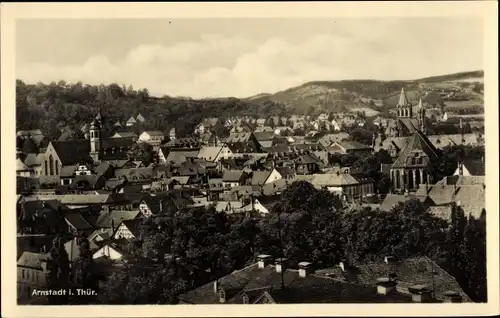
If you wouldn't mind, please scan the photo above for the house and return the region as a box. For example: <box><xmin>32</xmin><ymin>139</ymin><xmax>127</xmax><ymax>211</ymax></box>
<box><xmin>126</xmin><ymin>116</ymin><xmax>137</xmax><ymax>127</ymax></box>
<box><xmin>380</xmin><ymin>194</ymin><xmax>430</xmax><ymax>211</ymax></box>
<box><xmin>237</xmin><ymin>197</ymin><xmax>278</xmax><ymax>214</ymax></box>
<box><xmin>249</xmin><ymin>169</ymin><xmax>282</xmax><ymax>186</ymax></box>
<box><xmin>453</xmin><ymin>159</ymin><xmax>485</xmax><ymax>176</ymax></box>
<box><xmin>207</xmin><ymin>178</ymin><xmax>224</xmax><ymax>201</ymax></box>
<box><xmin>17</xmin><ymin>200</ymin><xmax>70</xmax><ymax>235</ymax></box>
<box><xmin>64</xmin><ymin>210</ymin><xmax>95</xmax><ymax>234</ymax></box>
<box><xmin>328</xmin><ymin>141</ymin><xmax>372</xmax><ymax>155</ymax></box>
<box><xmin>315</xmin><ymin>256</ymin><xmax>472</xmax><ymax>302</ymax></box>
<box><xmin>92</xmin><ymin>240</ymin><xmax>127</xmax><ymax>261</ymax></box>
<box><xmin>17</xmin><ymin>251</ymin><xmax>49</xmax><ymax>303</ymax></box>
<box><xmin>138</xmin><ymin>191</ymin><xmax>194</xmax><ymax>217</ymax></box>
<box><xmin>318</xmin><ymin>133</ymin><xmax>350</xmax><ymax>148</ymax></box>
<box><xmin>40</xmin><ymin>140</ymin><xmax>92</xmax><ymax>180</ymax></box>
<box><xmin>161</xmin><ymin>148</ymin><xmax>200</xmax><ymax>165</ymax></box>
<box><xmin>294</xmin><ymin>152</ymin><xmax>323</xmax><ymax>175</ymax></box>
<box><xmin>194</xmin><ymin>118</ymin><xmax>222</xmax><ymax>135</ymax></box>
<box><xmin>112</xmin><ymin>218</ymin><xmax>143</xmax><ymax>240</ymax></box>
<box><xmin>22</xmin><ymin>152</ymin><xmax>45</xmax><ymax>176</ymax></box>
<box><xmin>138</xmin><ymin>131</ymin><xmax>165</xmax><ymax>146</ymax></box>
<box><xmin>223</xmin><ymin>132</ymin><xmax>261</xmax><ymax>153</ymax></box>
<box><xmin>213</xmin><ymin>201</ymin><xmax>243</xmax><ymax>214</ymax></box>
<box><xmin>310</xmin><ymin>172</ymin><xmax>374</xmax><ymax>200</ymax></box>
<box><xmin>178</xmin><ymin>256</ymin><xmax>419</xmax><ymax>304</ymax></box>
<box><xmin>222</xmin><ymin>170</ymin><xmax>247</xmax><ymax>190</ymax></box>
<box><xmin>197</xmin><ymin>146</ymin><xmax>233</xmax><ymax>162</ymax></box>
<box><xmin>163</xmin><ymin>137</ymin><xmax>200</xmax><ymax>149</ymax></box>
<box><xmin>136</xmin><ymin>113</ymin><xmax>146</xmax><ymax>123</ymax></box>
<box><xmin>415</xmin><ymin>175</ymin><xmax>486</xmax><ymax>220</ymax></box>
<box><xmin>17</xmin><ymin>158</ymin><xmax>34</xmax><ymax>177</ymax></box>
<box><xmin>95</xmin><ymin>210</ymin><xmax>141</xmax><ymax>230</ymax></box>
<box><xmin>110</xmin><ymin>131</ymin><xmax>138</xmax><ymax>140</ymax></box>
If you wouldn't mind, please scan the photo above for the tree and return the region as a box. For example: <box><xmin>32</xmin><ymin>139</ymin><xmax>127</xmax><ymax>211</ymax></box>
<box><xmin>46</xmin><ymin>235</ymin><xmax>70</xmax><ymax>304</ymax></box>
<box><xmin>127</xmin><ymin>142</ymin><xmax>154</xmax><ymax>164</ymax></box>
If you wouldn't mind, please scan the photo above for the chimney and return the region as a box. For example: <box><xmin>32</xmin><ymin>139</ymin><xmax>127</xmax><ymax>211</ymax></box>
<box><xmin>384</xmin><ymin>256</ymin><xmax>396</xmax><ymax>264</ymax></box>
<box><xmin>257</xmin><ymin>254</ymin><xmax>273</xmax><ymax>269</ymax></box>
<box><xmin>275</xmin><ymin>257</ymin><xmax>288</xmax><ymax>273</ymax></box>
<box><xmin>375</xmin><ymin>277</ymin><xmax>397</xmax><ymax>295</ymax></box>
<box><xmin>408</xmin><ymin>285</ymin><xmax>433</xmax><ymax>303</ymax></box>
<box><xmin>298</xmin><ymin>262</ymin><xmax>313</xmax><ymax>277</ymax></box>
<box><xmin>442</xmin><ymin>290</ymin><xmax>462</xmax><ymax>303</ymax></box>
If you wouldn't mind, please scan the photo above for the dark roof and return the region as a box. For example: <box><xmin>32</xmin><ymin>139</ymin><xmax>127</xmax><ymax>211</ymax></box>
<box><xmin>65</xmin><ymin>211</ymin><xmax>94</xmax><ymax>231</ymax></box>
<box><xmin>114</xmin><ymin>167</ymin><xmax>154</xmax><ymax>181</ymax></box>
<box><xmin>95</xmin><ymin>210</ymin><xmax>141</xmax><ymax>229</ymax></box>
<box><xmin>141</xmin><ymin>191</ymin><xmax>194</xmax><ymax>215</ymax></box>
<box><xmin>250</xmin><ymin>170</ymin><xmax>273</xmax><ymax>186</ymax></box>
<box><xmin>461</xmin><ymin>159</ymin><xmax>485</xmax><ymax>176</ymax></box>
<box><xmin>392</xmin><ymin>130</ymin><xmax>439</xmax><ymax>168</ymax></box>
<box><xmin>114</xmin><ymin>218</ymin><xmax>143</xmax><ymax>238</ymax></box>
<box><xmin>315</xmin><ymin>257</ymin><xmax>472</xmax><ymax>302</ymax></box>
<box><xmin>380</xmin><ymin>194</ymin><xmax>429</xmax><ymax>211</ymax></box>
<box><xmin>179</xmin><ymin>263</ymin><xmax>413</xmax><ymax>304</ymax></box>
<box><xmin>222</xmin><ymin>170</ymin><xmax>245</xmax><ymax>182</ymax></box>
<box><xmin>51</xmin><ymin>140</ymin><xmax>91</xmax><ymax>165</ymax></box>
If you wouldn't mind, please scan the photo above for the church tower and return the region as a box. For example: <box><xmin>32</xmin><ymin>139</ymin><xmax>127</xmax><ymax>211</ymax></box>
<box><xmin>396</xmin><ymin>87</ymin><xmax>412</xmax><ymax>118</ymax></box>
<box><xmin>417</xmin><ymin>98</ymin><xmax>426</xmax><ymax>133</ymax></box>
<box><xmin>89</xmin><ymin>119</ymin><xmax>101</xmax><ymax>163</ymax></box>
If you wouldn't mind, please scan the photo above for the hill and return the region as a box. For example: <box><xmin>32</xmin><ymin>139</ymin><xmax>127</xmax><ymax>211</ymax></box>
<box><xmin>15</xmin><ymin>81</ymin><xmax>288</xmax><ymax>142</ymax></box>
<box><xmin>246</xmin><ymin>70</ymin><xmax>484</xmax><ymax>116</ymax></box>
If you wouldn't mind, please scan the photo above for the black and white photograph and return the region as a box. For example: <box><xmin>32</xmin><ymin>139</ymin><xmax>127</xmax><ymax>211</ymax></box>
<box><xmin>2</xmin><ymin>2</ymin><xmax>499</xmax><ymax>317</ymax></box>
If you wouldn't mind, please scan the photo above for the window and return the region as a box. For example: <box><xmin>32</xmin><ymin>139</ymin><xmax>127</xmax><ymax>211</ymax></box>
<box><xmin>49</xmin><ymin>155</ymin><xmax>54</xmax><ymax>176</ymax></box>
<box><xmin>22</xmin><ymin>269</ymin><xmax>25</xmax><ymax>279</ymax></box>
<box><xmin>55</xmin><ymin>160</ymin><xmax>59</xmax><ymax>175</ymax></box>
<box><xmin>44</xmin><ymin>160</ymin><xmax>48</xmax><ymax>176</ymax></box>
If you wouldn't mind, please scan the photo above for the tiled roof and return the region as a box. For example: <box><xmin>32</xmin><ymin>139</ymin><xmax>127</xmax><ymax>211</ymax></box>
<box><xmin>95</xmin><ymin>210</ymin><xmax>141</xmax><ymax>229</ymax></box>
<box><xmin>51</xmin><ymin>140</ymin><xmax>91</xmax><ymax>165</ymax></box>
<box><xmin>315</xmin><ymin>257</ymin><xmax>472</xmax><ymax>302</ymax></box>
<box><xmin>224</xmin><ymin>132</ymin><xmax>253</xmax><ymax>143</ymax></box>
<box><xmin>17</xmin><ymin>251</ymin><xmax>48</xmax><ymax>270</ymax></box>
<box><xmin>311</xmin><ymin>173</ymin><xmax>360</xmax><ymax>187</ymax></box>
<box><xmin>59</xmin><ymin>194</ymin><xmax>116</xmax><ymax>205</ymax></box>
<box><xmin>114</xmin><ymin>218</ymin><xmax>143</xmax><ymax>238</ymax></box>
<box><xmin>392</xmin><ymin>131</ymin><xmax>439</xmax><ymax>168</ymax></box>
<box><xmin>380</xmin><ymin>194</ymin><xmax>429</xmax><ymax>211</ymax></box>
<box><xmin>165</xmin><ymin>150</ymin><xmax>200</xmax><ymax>164</ymax></box>
<box><xmin>461</xmin><ymin>159</ymin><xmax>485</xmax><ymax>176</ymax></box>
<box><xmin>179</xmin><ymin>263</ymin><xmax>413</xmax><ymax>304</ymax></box>
<box><xmin>426</xmin><ymin>133</ymin><xmax>483</xmax><ymax>150</ymax></box>
<box><xmin>250</xmin><ymin>170</ymin><xmax>272</xmax><ymax>186</ymax></box>
<box><xmin>337</xmin><ymin>141</ymin><xmax>372</xmax><ymax>150</ymax></box>
<box><xmin>222</xmin><ymin>170</ymin><xmax>245</xmax><ymax>182</ymax></box>
<box><xmin>114</xmin><ymin>167</ymin><xmax>153</xmax><ymax>181</ymax></box>
<box><xmin>65</xmin><ymin>211</ymin><xmax>94</xmax><ymax>230</ymax></box>
<box><xmin>197</xmin><ymin>146</ymin><xmax>223</xmax><ymax>161</ymax></box>
<box><xmin>23</xmin><ymin>153</ymin><xmax>44</xmax><ymax>167</ymax></box>
<box><xmin>142</xmin><ymin>130</ymin><xmax>164</xmax><ymax>136</ymax></box>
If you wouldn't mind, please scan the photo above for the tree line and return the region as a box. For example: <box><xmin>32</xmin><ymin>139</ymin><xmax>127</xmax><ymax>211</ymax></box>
<box><xmin>43</xmin><ymin>181</ymin><xmax>486</xmax><ymax>304</ymax></box>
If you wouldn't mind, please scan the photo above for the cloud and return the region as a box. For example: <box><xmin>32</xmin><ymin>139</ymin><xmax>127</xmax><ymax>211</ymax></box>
<box><xmin>17</xmin><ymin>23</ymin><xmax>483</xmax><ymax>98</ymax></box>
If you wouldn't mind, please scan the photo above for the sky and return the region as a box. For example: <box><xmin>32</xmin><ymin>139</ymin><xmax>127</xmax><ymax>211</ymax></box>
<box><xmin>16</xmin><ymin>18</ymin><xmax>483</xmax><ymax>98</ymax></box>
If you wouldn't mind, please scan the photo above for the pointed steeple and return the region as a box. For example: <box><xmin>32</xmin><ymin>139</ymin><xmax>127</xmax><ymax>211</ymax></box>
<box><xmin>417</xmin><ymin>98</ymin><xmax>426</xmax><ymax>133</ymax></box>
<box><xmin>397</xmin><ymin>87</ymin><xmax>410</xmax><ymax>107</ymax></box>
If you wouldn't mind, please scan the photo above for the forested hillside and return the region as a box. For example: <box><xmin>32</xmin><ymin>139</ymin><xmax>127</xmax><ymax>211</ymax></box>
<box><xmin>16</xmin><ymin>80</ymin><xmax>288</xmax><ymax>141</ymax></box>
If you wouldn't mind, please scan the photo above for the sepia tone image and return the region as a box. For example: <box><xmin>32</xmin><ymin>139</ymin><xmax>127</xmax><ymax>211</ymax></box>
<box><xmin>14</xmin><ymin>16</ymin><xmax>487</xmax><ymax>306</ymax></box>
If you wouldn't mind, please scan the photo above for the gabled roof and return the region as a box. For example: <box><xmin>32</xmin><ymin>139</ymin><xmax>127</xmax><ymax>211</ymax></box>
<box><xmin>23</xmin><ymin>153</ymin><xmax>44</xmax><ymax>167</ymax></box>
<box><xmin>126</xmin><ymin>116</ymin><xmax>137</xmax><ymax>124</ymax></box>
<box><xmin>16</xmin><ymin>158</ymin><xmax>33</xmax><ymax>171</ymax></box>
<box><xmin>250</xmin><ymin>170</ymin><xmax>273</xmax><ymax>186</ymax></box>
<box><xmin>114</xmin><ymin>218</ymin><xmax>143</xmax><ymax>238</ymax></box>
<box><xmin>165</xmin><ymin>149</ymin><xmax>200</xmax><ymax>164</ymax></box>
<box><xmin>380</xmin><ymin>194</ymin><xmax>429</xmax><ymax>211</ymax></box>
<box><xmin>65</xmin><ymin>211</ymin><xmax>94</xmax><ymax>230</ymax></box>
<box><xmin>460</xmin><ymin>159</ymin><xmax>485</xmax><ymax>176</ymax></box>
<box><xmin>111</xmin><ymin>132</ymin><xmax>138</xmax><ymax>139</ymax></box>
<box><xmin>95</xmin><ymin>210</ymin><xmax>141</xmax><ymax>229</ymax></box>
<box><xmin>142</xmin><ymin>130</ymin><xmax>164</xmax><ymax>136</ymax></box>
<box><xmin>392</xmin><ymin>131</ymin><xmax>439</xmax><ymax>168</ymax></box>
<box><xmin>222</xmin><ymin>170</ymin><xmax>245</xmax><ymax>182</ymax></box>
<box><xmin>197</xmin><ymin>146</ymin><xmax>223</xmax><ymax>161</ymax></box>
<box><xmin>17</xmin><ymin>251</ymin><xmax>48</xmax><ymax>270</ymax></box>
<box><xmin>50</xmin><ymin>140</ymin><xmax>91</xmax><ymax>165</ymax></box>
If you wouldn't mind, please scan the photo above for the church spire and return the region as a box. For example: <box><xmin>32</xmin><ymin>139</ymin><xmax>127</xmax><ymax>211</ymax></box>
<box><xmin>397</xmin><ymin>87</ymin><xmax>410</xmax><ymax>107</ymax></box>
<box><xmin>397</xmin><ymin>87</ymin><xmax>412</xmax><ymax>118</ymax></box>
<box><xmin>418</xmin><ymin>98</ymin><xmax>426</xmax><ymax>134</ymax></box>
